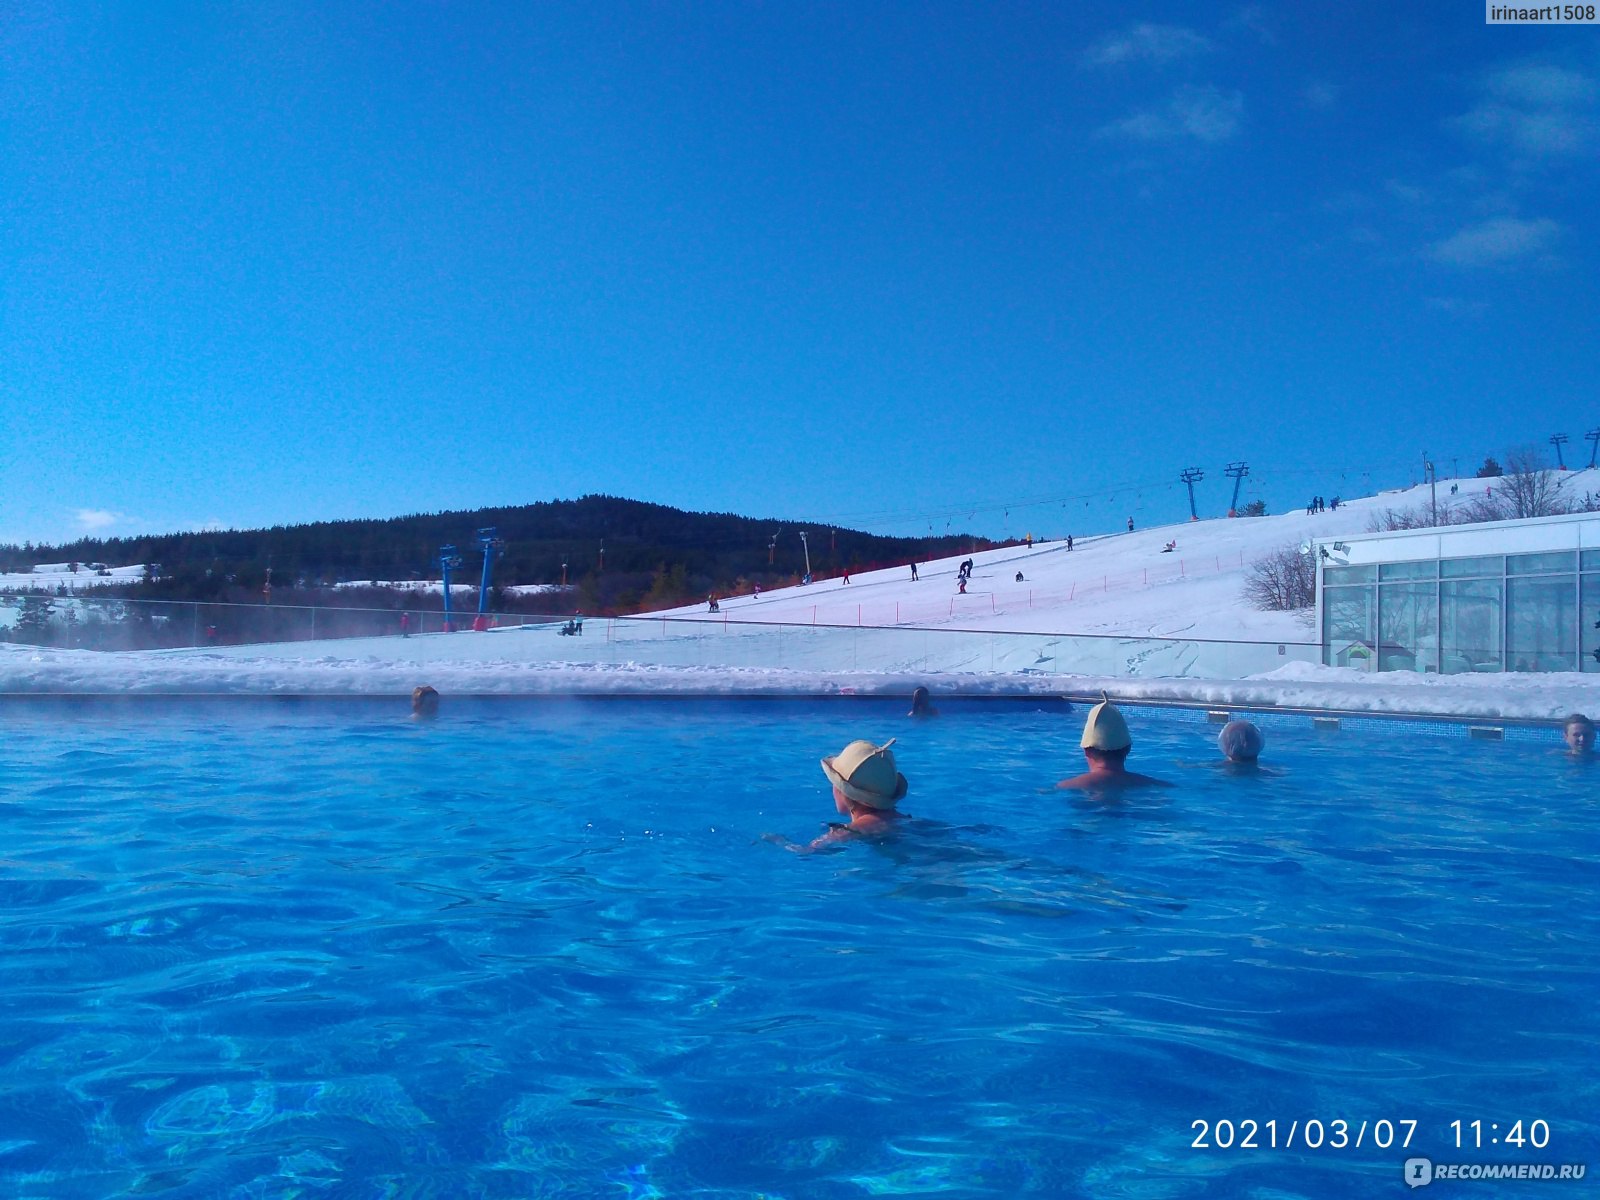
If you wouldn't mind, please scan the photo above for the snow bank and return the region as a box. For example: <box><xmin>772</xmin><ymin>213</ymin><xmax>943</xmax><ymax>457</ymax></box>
<box><xmin>4</xmin><ymin>640</ymin><xmax>1595</xmax><ymax>721</ymax></box>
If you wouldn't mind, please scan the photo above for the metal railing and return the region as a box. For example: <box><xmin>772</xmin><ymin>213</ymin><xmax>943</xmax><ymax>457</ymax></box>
<box><xmin>0</xmin><ymin>594</ymin><xmax>1321</xmax><ymax>680</ymax></box>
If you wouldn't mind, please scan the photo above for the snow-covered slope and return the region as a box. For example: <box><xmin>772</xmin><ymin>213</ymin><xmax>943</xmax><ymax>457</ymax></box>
<box><xmin>659</xmin><ymin>468</ymin><xmax>1598</xmax><ymax>642</ymax></box>
<box><xmin>4</xmin><ymin>470</ymin><xmax>1598</xmax><ymax>717</ymax></box>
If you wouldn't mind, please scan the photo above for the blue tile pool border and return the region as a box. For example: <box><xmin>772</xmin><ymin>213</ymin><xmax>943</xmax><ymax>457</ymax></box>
<box><xmin>0</xmin><ymin>689</ymin><xmax>1580</xmax><ymax>745</ymax></box>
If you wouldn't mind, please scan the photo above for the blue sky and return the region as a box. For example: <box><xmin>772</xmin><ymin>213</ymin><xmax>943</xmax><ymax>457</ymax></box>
<box><xmin>2</xmin><ymin>2</ymin><xmax>1597</xmax><ymax>549</ymax></box>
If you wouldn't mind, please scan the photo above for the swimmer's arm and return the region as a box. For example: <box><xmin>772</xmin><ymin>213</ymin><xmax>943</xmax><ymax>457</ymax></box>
<box><xmin>761</xmin><ymin>828</ymin><xmax>854</xmax><ymax>854</ymax></box>
<box><xmin>800</xmin><ymin>826</ymin><xmax>856</xmax><ymax>853</ymax></box>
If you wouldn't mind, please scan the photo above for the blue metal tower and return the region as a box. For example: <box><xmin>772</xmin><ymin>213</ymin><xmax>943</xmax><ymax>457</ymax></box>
<box><xmin>1224</xmin><ymin>462</ymin><xmax>1250</xmax><ymax>517</ymax></box>
<box><xmin>476</xmin><ymin>527</ymin><xmax>505</xmax><ymax>616</ymax></box>
<box><xmin>1180</xmin><ymin>467</ymin><xmax>1204</xmax><ymax>521</ymax></box>
<box><xmin>439</xmin><ymin>544</ymin><xmax>463</xmax><ymax>631</ymax></box>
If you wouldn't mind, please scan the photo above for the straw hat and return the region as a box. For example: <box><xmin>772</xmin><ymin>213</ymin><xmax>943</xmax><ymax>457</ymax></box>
<box><xmin>821</xmin><ymin>738</ymin><xmax>908</xmax><ymax>809</ymax></box>
<box><xmin>1080</xmin><ymin>694</ymin><xmax>1131</xmax><ymax>751</ymax></box>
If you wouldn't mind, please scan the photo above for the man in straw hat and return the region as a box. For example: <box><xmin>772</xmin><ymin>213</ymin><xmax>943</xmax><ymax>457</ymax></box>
<box><xmin>766</xmin><ymin>738</ymin><xmax>909</xmax><ymax>853</ymax></box>
<box><xmin>1056</xmin><ymin>694</ymin><xmax>1169</xmax><ymax>792</ymax></box>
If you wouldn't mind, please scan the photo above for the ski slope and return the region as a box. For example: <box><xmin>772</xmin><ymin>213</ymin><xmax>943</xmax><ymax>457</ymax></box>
<box><xmin>3</xmin><ymin>470</ymin><xmax>1599</xmax><ymax>719</ymax></box>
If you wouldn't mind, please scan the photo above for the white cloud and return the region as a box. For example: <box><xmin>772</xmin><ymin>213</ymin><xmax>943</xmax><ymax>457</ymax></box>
<box><xmin>1452</xmin><ymin>61</ymin><xmax>1597</xmax><ymax>160</ymax></box>
<box><xmin>1099</xmin><ymin>85</ymin><xmax>1244</xmax><ymax>144</ymax></box>
<box><xmin>1456</xmin><ymin>104</ymin><xmax>1594</xmax><ymax>157</ymax></box>
<box><xmin>1425</xmin><ymin>296</ymin><xmax>1489</xmax><ymax>316</ymax></box>
<box><xmin>74</xmin><ymin>508</ymin><xmax>124</xmax><ymax>532</ymax></box>
<box><xmin>1385</xmin><ymin>180</ymin><xmax>1429</xmax><ymax>205</ymax></box>
<box><xmin>1428</xmin><ymin>216</ymin><xmax>1561</xmax><ymax>267</ymax></box>
<box><xmin>1083</xmin><ymin>23</ymin><xmax>1212</xmax><ymax>67</ymax></box>
<box><xmin>1488</xmin><ymin>64</ymin><xmax>1596</xmax><ymax>107</ymax></box>
<box><xmin>1226</xmin><ymin>5</ymin><xmax>1278</xmax><ymax>45</ymax></box>
<box><xmin>1303</xmin><ymin>80</ymin><xmax>1340</xmax><ymax>110</ymax></box>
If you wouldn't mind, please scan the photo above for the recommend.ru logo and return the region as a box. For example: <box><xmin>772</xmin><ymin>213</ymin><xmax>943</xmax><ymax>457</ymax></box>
<box><xmin>1403</xmin><ymin>1157</ymin><xmax>1588</xmax><ymax>1186</ymax></box>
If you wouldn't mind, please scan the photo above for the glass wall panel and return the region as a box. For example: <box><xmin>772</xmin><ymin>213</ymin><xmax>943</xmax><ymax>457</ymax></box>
<box><xmin>1323</xmin><ymin>585</ymin><xmax>1376</xmax><ymax>669</ymax></box>
<box><xmin>1440</xmin><ymin>579</ymin><xmax>1503</xmax><ymax>674</ymax></box>
<box><xmin>1507</xmin><ymin>576</ymin><xmax>1577</xmax><ymax>672</ymax></box>
<box><xmin>1508</xmin><ymin>551</ymin><xmax>1577</xmax><ymax>575</ymax></box>
<box><xmin>1582</xmin><ymin>549</ymin><xmax>1600</xmax><ymax>571</ymax></box>
<box><xmin>1378</xmin><ymin>581</ymin><xmax>1437</xmax><ymax>672</ymax></box>
<box><xmin>1379</xmin><ymin>560</ymin><xmax>1438</xmax><ymax>581</ymax></box>
<box><xmin>1323</xmin><ymin>565</ymin><xmax>1376</xmax><ymax>586</ymax></box>
<box><xmin>1441</xmin><ymin>555</ymin><xmax>1504</xmax><ymax>578</ymax></box>
<box><xmin>1583</xmin><ymin>573</ymin><xmax>1600</xmax><ymax>674</ymax></box>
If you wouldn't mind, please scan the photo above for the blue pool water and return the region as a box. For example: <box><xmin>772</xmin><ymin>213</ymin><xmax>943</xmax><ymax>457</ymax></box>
<box><xmin>1</xmin><ymin>699</ymin><xmax>1596</xmax><ymax>1198</ymax></box>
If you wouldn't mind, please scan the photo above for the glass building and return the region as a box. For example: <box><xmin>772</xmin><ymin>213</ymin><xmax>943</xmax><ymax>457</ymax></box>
<box><xmin>1316</xmin><ymin>512</ymin><xmax>1600</xmax><ymax>674</ymax></box>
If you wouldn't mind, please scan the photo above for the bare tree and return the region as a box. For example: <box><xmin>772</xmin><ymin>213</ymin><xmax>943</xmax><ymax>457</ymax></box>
<box><xmin>1461</xmin><ymin>445</ymin><xmax>1572</xmax><ymax>522</ymax></box>
<box><xmin>1365</xmin><ymin>500</ymin><xmax>1474</xmax><ymax>531</ymax></box>
<box><xmin>1367</xmin><ymin>504</ymin><xmax>1441</xmax><ymax>532</ymax></box>
<box><xmin>1245</xmin><ymin>543</ymin><xmax>1316</xmax><ymax>611</ymax></box>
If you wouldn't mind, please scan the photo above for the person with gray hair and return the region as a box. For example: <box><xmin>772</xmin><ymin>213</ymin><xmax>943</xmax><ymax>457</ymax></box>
<box><xmin>1218</xmin><ymin>719</ymin><xmax>1264</xmax><ymax>764</ymax></box>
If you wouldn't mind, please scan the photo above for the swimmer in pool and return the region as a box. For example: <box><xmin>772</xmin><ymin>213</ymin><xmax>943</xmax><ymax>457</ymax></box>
<box><xmin>1219</xmin><ymin>719</ymin><xmax>1263</xmax><ymax>764</ymax></box>
<box><xmin>909</xmin><ymin>686</ymin><xmax>939</xmax><ymax>718</ymax></box>
<box><xmin>766</xmin><ymin>738</ymin><xmax>909</xmax><ymax>853</ymax></box>
<box><xmin>412</xmin><ymin>685</ymin><xmax>440</xmax><ymax>720</ymax></box>
<box><xmin>1056</xmin><ymin>694</ymin><xmax>1170</xmax><ymax>792</ymax></box>
<box><xmin>1563</xmin><ymin>713</ymin><xmax>1595</xmax><ymax>756</ymax></box>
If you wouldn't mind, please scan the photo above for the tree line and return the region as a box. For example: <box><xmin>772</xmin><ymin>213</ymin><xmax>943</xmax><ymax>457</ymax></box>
<box><xmin>0</xmin><ymin>494</ymin><xmax>992</xmax><ymax>615</ymax></box>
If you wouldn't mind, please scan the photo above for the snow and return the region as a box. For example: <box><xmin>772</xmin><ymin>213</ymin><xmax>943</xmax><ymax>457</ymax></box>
<box><xmin>4</xmin><ymin>470</ymin><xmax>1599</xmax><ymax>720</ymax></box>
<box><xmin>0</xmin><ymin>563</ymin><xmax>147</xmax><ymax>590</ymax></box>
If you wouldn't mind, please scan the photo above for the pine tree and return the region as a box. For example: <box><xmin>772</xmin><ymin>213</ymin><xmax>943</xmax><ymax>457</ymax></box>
<box><xmin>14</xmin><ymin>595</ymin><xmax>57</xmax><ymax>644</ymax></box>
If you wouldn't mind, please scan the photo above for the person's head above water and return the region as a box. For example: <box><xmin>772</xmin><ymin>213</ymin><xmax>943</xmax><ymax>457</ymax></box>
<box><xmin>909</xmin><ymin>686</ymin><xmax>938</xmax><ymax>717</ymax></box>
<box><xmin>821</xmin><ymin>738</ymin><xmax>908</xmax><ymax>811</ymax></box>
<box><xmin>1563</xmin><ymin>713</ymin><xmax>1595</xmax><ymax>754</ymax></box>
<box><xmin>1080</xmin><ymin>694</ymin><xmax>1132</xmax><ymax>760</ymax></box>
<box><xmin>411</xmin><ymin>685</ymin><xmax>440</xmax><ymax>719</ymax></box>
<box><xmin>1057</xmin><ymin>693</ymin><xmax>1168</xmax><ymax>791</ymax></box>
<box><xmin>1218</xmin><ymin>719</ymin><xmax>1264</xmax><ymax>763</ymax></box>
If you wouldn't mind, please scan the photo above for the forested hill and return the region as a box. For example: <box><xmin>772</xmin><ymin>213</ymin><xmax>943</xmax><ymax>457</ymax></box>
<box><xmin>1</xmin><ymin>495</ymin><xmax>988</xmax><ymax>608</ymax></box>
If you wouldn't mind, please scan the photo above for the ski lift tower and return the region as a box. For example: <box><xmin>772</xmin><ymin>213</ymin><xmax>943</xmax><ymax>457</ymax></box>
<box><xmin>1586</xmin><ymin>427</ymin><xmax>1600</xmax><ymax>470</ymax></box>
<box><xmin>798</xmin><ymin>530</ymin><xmax>812</xmax><ymax>583</ymax></box>
<box><xmin>1180</xmin><ymin>467</ymin><xmax>1204</xmax><ymax>521</ymax></box>
<box><xmin>438</xmin><ymin>544</ymin><xmax>463</xmax><ymax>631</ymax></box>
<box><xmin>1550</xmin><ymin>433</ymin><xmax>1569</xmax><ymax>469</ymax></box>
<box><xmin>475</xmin><ymin>527</ymin><xmax>505</xmax><ymax>626</ymax></box>
<box><xmin>1224</xmin><ymin>462</ymin><xmax>1250</xmax><ymax>517</ymax></box>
